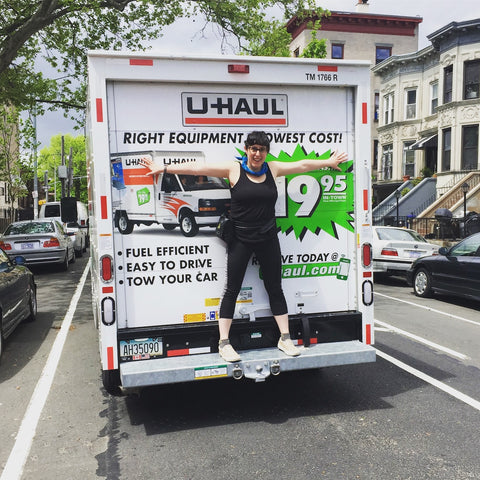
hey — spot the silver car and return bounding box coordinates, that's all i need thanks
[0,220,75,270]
[373,226,439,277]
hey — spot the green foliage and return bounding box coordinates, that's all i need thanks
[38,134,87,203]
[243,20,292,57]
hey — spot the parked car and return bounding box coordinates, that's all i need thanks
[0,249,36,360]
[373,226,439,277]
[39,201,89,256]
[0,220,75,270]
[407,232,480,301]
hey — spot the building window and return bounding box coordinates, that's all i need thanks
[382,144,393,180]
[374,92,379,122]
[431,81,438,114]
[373,139,379,171]
[462,125,479,170]
[383,92,394,125]
[464,60,480,99]
[376,46,392,65]
[0,186,4,196]
[444,65,453,103]
[405,89,417,119]
[403,142,415,177]
[442,128,451,171]
[331,43,344,59]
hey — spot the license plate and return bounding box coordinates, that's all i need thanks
[21,242,35,249]
[406,250,422,258]
[119,338,163,361]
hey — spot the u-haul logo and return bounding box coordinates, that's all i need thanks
[182,93,288,127]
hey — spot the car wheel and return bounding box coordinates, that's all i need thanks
[70,247,76,264]
[0,322,3,361]
[62,252,69,271]
[118,212,134,235]
[162,224,176,231]
[76,242,83,258]
[413,267,433,298]
[26,283,37,322]
[102,369,122,395]
[179,211,199,237]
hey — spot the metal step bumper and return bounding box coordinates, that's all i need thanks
[120,340,376,387]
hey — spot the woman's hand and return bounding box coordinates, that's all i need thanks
[328,150,349,171]
[139,156,162,176]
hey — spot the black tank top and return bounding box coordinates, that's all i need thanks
[230,163,277,242]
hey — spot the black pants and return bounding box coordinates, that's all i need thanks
[219,234,288,319]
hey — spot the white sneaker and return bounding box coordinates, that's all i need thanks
[278,337,300,356]
[219,343,241,362]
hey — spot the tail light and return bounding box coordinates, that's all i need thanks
[44,237,60,248]
[381,248,398,257]
[0,241,12,250]
[100,255,113,282]
[362,243,372,267]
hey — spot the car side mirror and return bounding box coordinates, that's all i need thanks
[438,247,449,256]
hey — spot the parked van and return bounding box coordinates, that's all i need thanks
[39,200,89,256]
[111,151,231,237]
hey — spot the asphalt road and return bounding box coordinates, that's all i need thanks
[1,257,480,480]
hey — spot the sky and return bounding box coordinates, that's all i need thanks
[35,0,480,148]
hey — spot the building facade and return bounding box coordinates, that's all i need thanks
[373,18,480,197]
[287,0,422,184]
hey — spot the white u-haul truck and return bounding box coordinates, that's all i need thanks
[87,52,375,393]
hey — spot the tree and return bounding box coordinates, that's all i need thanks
[243,8,328,58]
[0,105,31,221]
[1,0,318,117]
[38,134,87,204]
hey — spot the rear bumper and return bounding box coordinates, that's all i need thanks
[120,340,376,387]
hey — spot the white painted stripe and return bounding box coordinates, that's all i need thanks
[375,319,468,360]
[189,347,211,354]
[375,292,480,327]
[376,349,480,412]
[1,263,90,480]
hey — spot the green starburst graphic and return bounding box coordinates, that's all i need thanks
[268,144,354,240]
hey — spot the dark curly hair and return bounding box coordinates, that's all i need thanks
[244,131,270,152]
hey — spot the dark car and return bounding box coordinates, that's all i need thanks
[0,249,37,359]
[407,232,480,301]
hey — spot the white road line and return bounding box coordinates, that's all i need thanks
[1,263,90,480]
[376,349,480,412]
[375,291,480,327]
[374,319,468,360]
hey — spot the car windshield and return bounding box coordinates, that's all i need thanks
[43,204,61,217]
[178,175,229,191]
[5,222,55,235]
[376,228,426,242]
[450,234,480,257]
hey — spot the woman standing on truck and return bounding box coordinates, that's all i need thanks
[141,131,347,362]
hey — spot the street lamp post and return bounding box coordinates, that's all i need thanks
[394,189,401,226]
[462,182,470,236]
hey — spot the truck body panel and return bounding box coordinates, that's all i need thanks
[87,53,375,391]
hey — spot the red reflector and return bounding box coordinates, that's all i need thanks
[317,65,338,72]
[167,349,190,357]
[365,324,372,345]
[129,58,154,66]
[101,256,112,281]
[381,248,398,257]
[362,102,368,124]
[362,243,372,267]
[96,98,103,123]
[102,286,114,294]
[44,237,60,248]
[107,346,114,370]
[228,64,249,73]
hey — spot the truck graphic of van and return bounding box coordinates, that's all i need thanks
[110,151,231,237]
